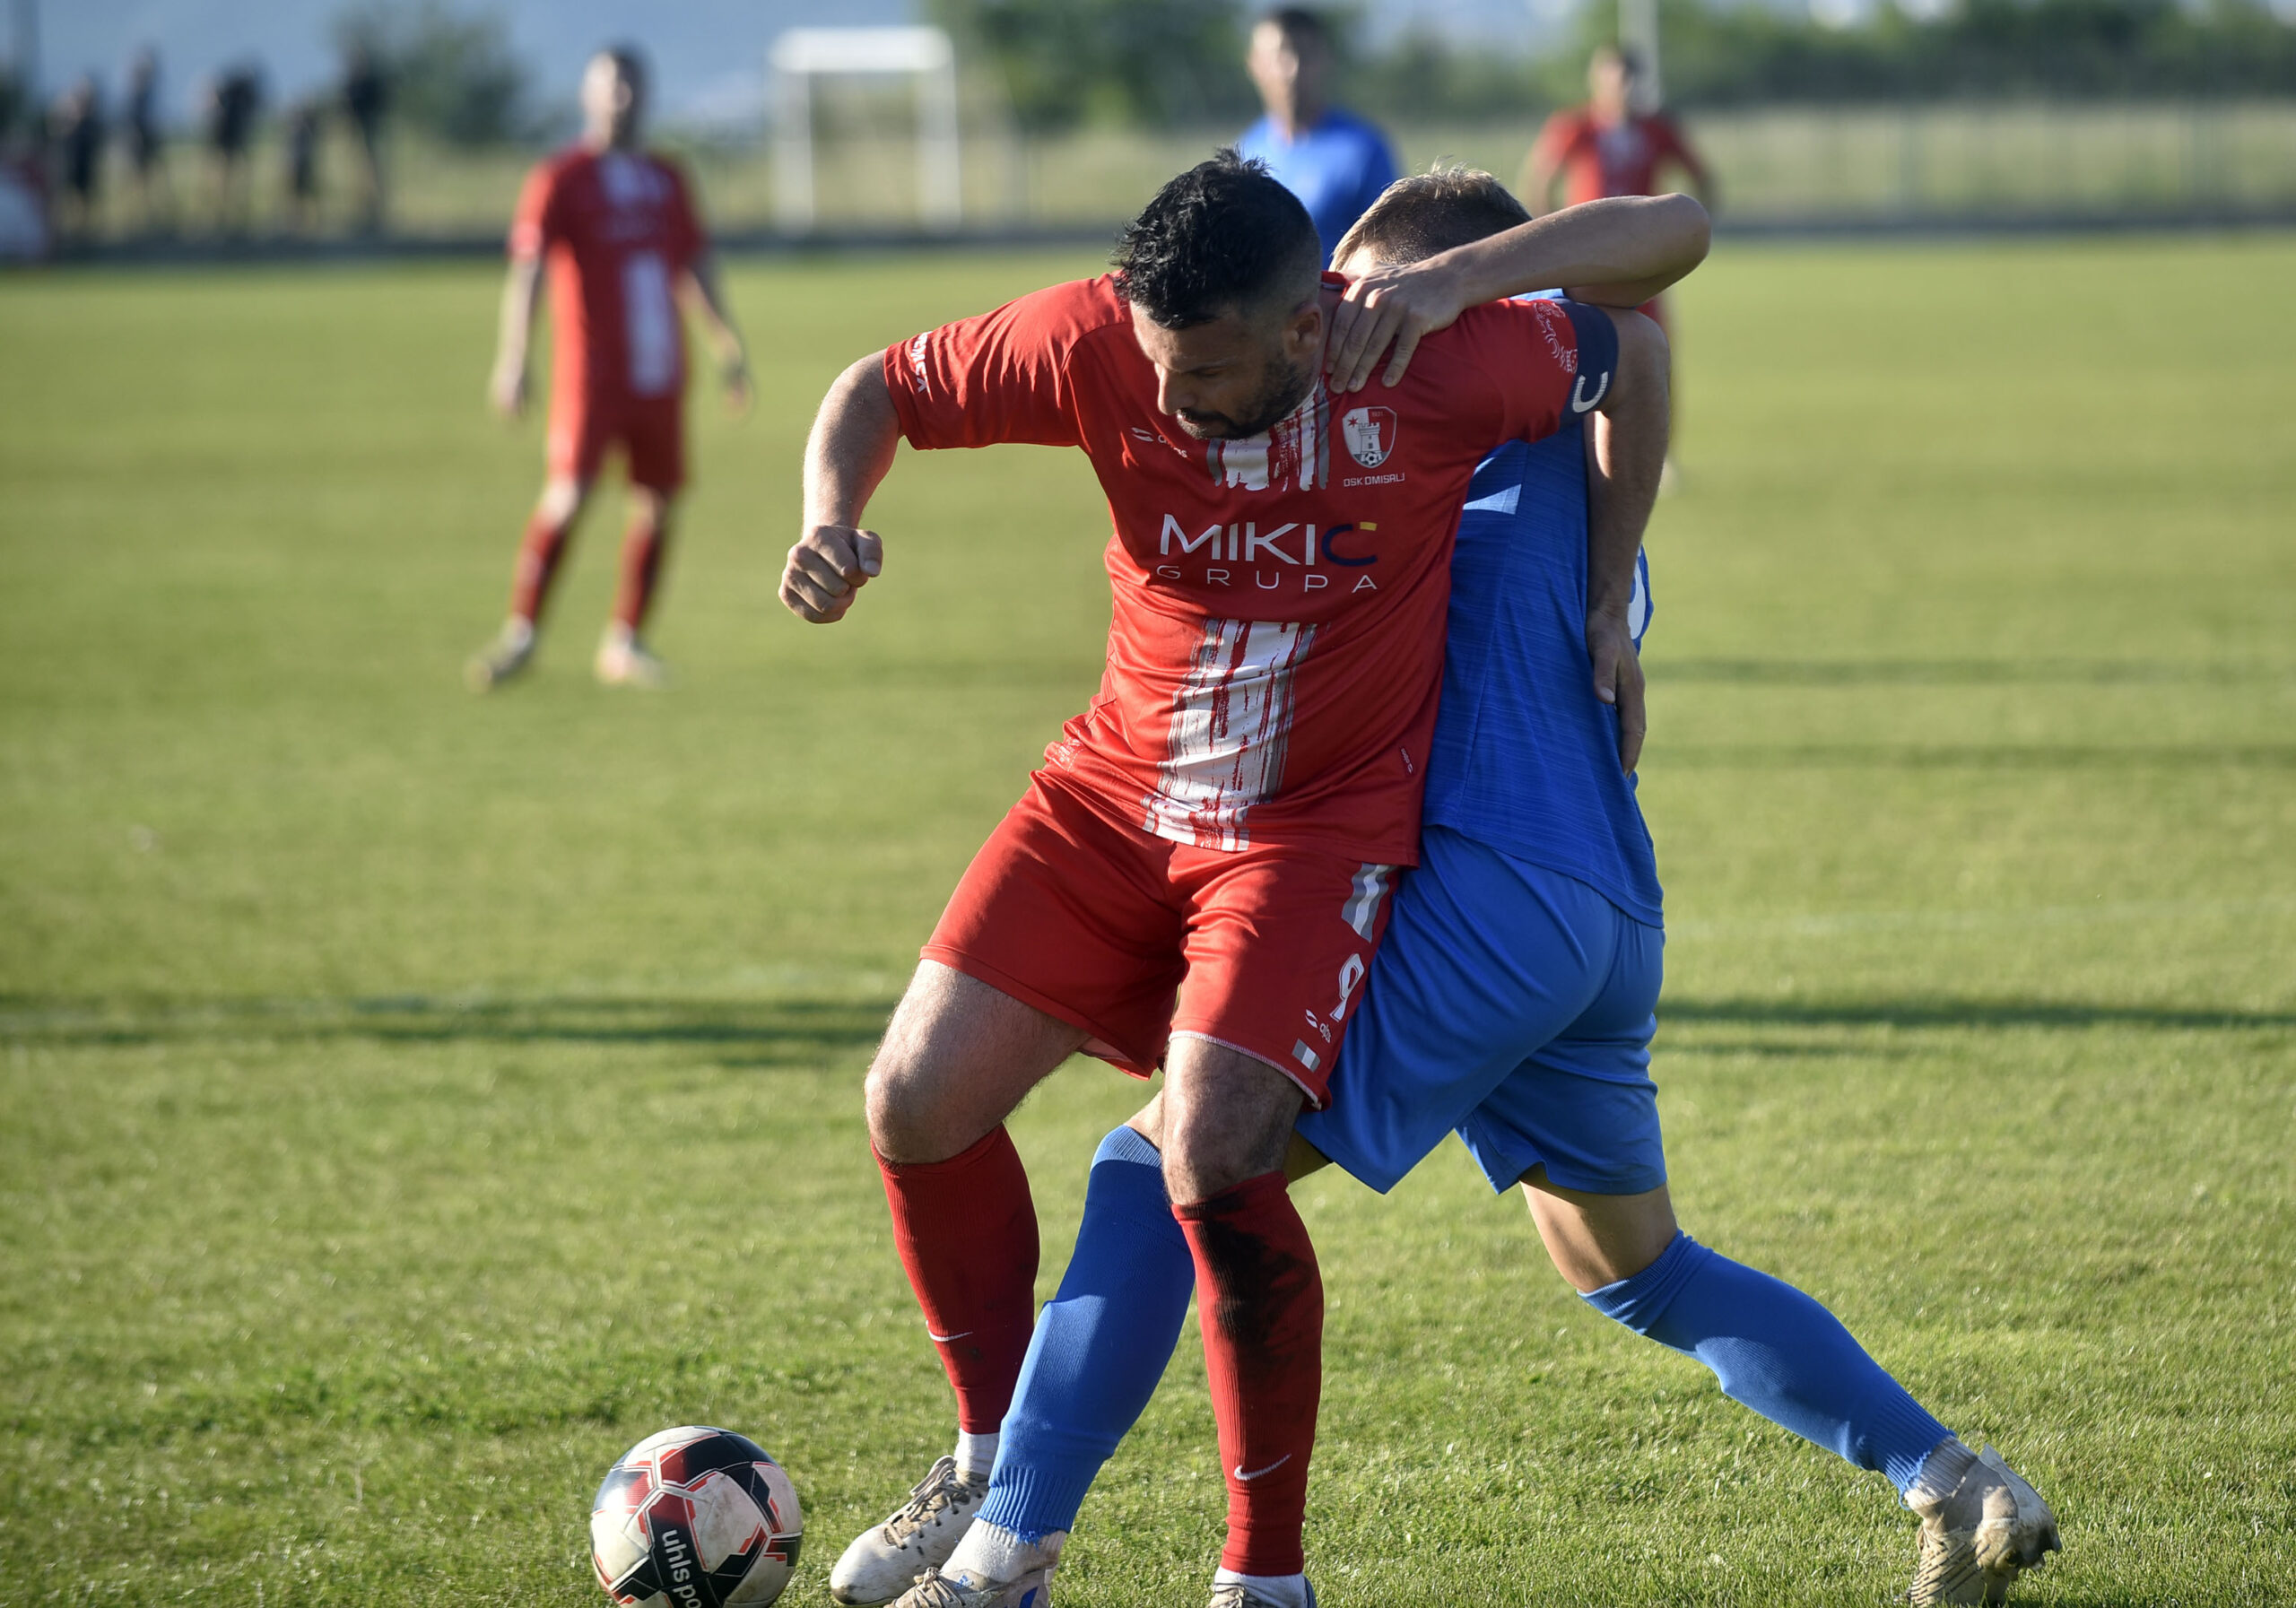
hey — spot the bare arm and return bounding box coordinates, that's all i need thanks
[490,256,544,417]
[1325,193,1710,390]
[781,355,901,623]
[676,253,752,413]
[1584,309,1670,773]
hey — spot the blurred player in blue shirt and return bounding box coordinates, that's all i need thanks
[1235,8,1397,266]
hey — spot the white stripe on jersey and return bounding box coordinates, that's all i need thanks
[1142,617,1316,850]
[621,249,679,397]
[1341,863,1395,938]
[1205,386,1329,492]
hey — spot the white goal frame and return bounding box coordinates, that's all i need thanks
[770,26,962,233]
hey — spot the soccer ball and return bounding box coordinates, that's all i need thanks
[590,1426,804,1607]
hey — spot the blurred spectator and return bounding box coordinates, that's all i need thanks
[1522,47,1713,215]
[0,82,49,260]
[48,74,104,239]
[1236,7,1397,267]
[342,41,388,230]
[124,47,173,230]
[204,64,264,231]
[284,100,323,230]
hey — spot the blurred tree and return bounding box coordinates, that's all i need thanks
[926,0,1255,130]
[1537,0,2296,105]
[331,1,534,146]
[1344,28,1550,120]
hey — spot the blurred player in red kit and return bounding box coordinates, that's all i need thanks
[1524,46,1714,224]
[470,46,751,691]
[1524,46,1711,484]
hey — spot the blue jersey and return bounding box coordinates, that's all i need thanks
[1421,424,1663,923]
[1236,109,1398,266]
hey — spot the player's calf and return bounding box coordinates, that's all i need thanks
[1162,1040,1323,1602]
[843,967,1087,1604]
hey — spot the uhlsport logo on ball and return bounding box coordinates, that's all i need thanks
[591,1427,804,1607]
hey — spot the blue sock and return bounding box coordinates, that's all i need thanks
[978,1124,1195,1542]
[1583,1232,1953,1494]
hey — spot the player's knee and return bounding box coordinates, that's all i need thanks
[539,476,587,523]
[1161,1108,1289,1204]
[861,1049,954,1164]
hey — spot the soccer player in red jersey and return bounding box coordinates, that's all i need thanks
[781,153,1707,1608]
[468,47,751,692]
[1525,46,1715,219]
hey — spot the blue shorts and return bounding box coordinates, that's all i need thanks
[1294,827,1665,1196]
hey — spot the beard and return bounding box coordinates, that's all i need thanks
[1172,352,1318,440]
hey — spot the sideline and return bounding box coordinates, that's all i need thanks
[22,209,2296,270]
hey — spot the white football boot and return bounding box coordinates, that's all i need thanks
[1909,1444,2062,1604]
[888,1525,1063,1608]
[594,624,670,689]
[1208,1578,1317,1608]
[465,618,535,691]
[829,1456,990,1605]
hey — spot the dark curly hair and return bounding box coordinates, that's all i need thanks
[1113,151,1322,329]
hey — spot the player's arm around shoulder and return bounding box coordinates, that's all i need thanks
[782,356,896,624]
[1323,193,1708,392]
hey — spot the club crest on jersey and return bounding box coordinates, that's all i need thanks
[1341,406,1397,469]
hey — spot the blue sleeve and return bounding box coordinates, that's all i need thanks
[1559,300,1620,417]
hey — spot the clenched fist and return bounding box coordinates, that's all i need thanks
[781,524,883,623]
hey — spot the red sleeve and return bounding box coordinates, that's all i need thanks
[1528,110,1578,170]
[662,160,707,269]
[882,282,1093,451]
[508,159,560,260]
[1451,298,1593,447]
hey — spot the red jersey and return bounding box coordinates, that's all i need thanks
[883,275,1607,865]
[1533,109,1699,206]
[509,147,706,410]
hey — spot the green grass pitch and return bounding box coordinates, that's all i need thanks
[1,235,2292,1605]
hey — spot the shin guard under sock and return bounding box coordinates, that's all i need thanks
[613,513,668,631]
[877,1126,1039,1435]
[979,1125,1195,1543]
[510,510,573,624]
[1582,1231,1954,1493]
[1176,1170,1322,1579]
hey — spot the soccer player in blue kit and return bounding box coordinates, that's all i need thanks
[1237,9,1398,265]
[872,170,2063,1608]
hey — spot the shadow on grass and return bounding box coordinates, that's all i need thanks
[1648,656,2293,687]
[0,992,900,1068]
[6,994,2286,1065]
[1656,742,2296,769]
[1665,996,2296,1032]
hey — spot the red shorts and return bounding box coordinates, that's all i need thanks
[924,773,1400,1107]
[547,390,685,492]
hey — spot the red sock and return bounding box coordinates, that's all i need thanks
[612,509,669,631]
[877,1126,1039,1435]
[1175,1170,1322,1578]
[510,508,574,624]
